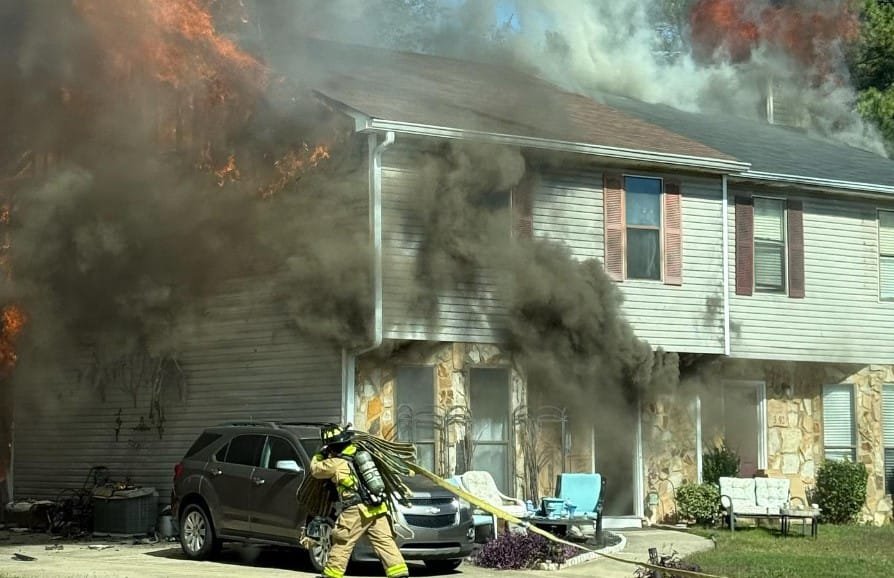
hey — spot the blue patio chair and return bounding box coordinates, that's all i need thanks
[555,473,606,533]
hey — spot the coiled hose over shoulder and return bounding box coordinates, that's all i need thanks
[296,430,417,519]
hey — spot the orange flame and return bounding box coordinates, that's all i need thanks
[214,154,241,187]
[0,305,26,378]
[260,144,331,199]
[690,0,860,77]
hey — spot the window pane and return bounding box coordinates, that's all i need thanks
[880,210,894,256]
[471,445,508,494]
[825,449,856,462]
[627,229,660,280]
[224,435,265,466]
[625,177,661,226]
[416,443,436,472]
[886,447,894,494]
[185,433,222,458]
[263,437,299,469]
[823,385,855,449]
[881,256,894,301]
[754,198,785,242]
[470,368,509,442]
[754,242,785,290]
[396,366,436,443]
[883,384,894,447]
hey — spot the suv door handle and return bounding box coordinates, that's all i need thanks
[252,477,265,486]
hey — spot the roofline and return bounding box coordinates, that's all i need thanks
[358,118,751,174]
[733,170,894,198]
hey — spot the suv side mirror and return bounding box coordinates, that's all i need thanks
[275,459,304,473]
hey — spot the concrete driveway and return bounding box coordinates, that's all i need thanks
[0,528,711,578]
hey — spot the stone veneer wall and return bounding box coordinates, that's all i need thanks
[354,342,527,497]
[851,366,892,525]
[641,395,698,524]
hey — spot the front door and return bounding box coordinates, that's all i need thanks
[250,435,307,539]
[702,382,763,478]
[208,434,265,534]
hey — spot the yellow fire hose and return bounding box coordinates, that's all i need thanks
[408,464,726,578]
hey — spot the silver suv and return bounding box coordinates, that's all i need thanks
[171,422,475,572]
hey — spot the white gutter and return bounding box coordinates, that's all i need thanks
[342,131,395,425]
[721,175,731,356]
[359,118,751,174]
[734,171,894,197]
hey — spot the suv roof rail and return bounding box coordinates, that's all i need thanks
[213,420,339,429]
[215,421,280,428]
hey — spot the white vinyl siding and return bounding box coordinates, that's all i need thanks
[729,191,894,364]
[753,197,786,292]
[883,384,894,493]
[823,384,856,461]
[879,210,894,301]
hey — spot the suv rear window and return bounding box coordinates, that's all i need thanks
[184,432,222,459]
[219,435,265,466]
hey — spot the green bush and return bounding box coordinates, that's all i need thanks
[702,444,740,486]
[676,482,721,525]
[814,459,868,524]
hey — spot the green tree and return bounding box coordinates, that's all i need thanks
[850,0,894,153]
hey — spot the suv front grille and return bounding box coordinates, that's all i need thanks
[408,497,455,507]
[404,513,456,528]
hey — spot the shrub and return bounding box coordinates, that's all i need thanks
[814,459,868,524]
[473,531,577,569]
[702,444,740,486]
[675,482,720,525]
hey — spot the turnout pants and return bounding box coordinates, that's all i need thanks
[323,505,408,578]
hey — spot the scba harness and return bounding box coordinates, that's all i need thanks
[322,426,388,509]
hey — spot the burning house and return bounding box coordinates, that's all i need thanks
[4,0,894,530]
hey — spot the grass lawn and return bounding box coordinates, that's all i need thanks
[684,524,894,578]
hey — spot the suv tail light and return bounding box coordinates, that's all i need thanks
[173,462,184,481]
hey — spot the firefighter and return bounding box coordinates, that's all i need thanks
[311,425,409,578]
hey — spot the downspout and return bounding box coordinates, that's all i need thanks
[342,131,396,425]
[721,175,731,356]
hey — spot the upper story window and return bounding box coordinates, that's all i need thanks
[603,174,682,285]
[879,210,894,301]
[735,195,804,298]
[625,176,662,280]
[753,197,787,292]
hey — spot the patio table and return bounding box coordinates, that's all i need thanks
[780,508,819,538]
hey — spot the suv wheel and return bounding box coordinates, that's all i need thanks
[308,519,333,572]
[180,503,220,560]
[424,559,463,572]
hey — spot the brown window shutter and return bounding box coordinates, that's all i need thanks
[664,182,683,285]
[735,196,754,296]
[603,174,624,281]
[512,176,534,239]
[787,199,805,298]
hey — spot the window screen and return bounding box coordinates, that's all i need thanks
[625,176,662,280]
[396,366,436,471]
[754,198,786,292]
[222,435,265,467]
[879,210,894,301]
[470,368,510,492]
[823,385,855,461]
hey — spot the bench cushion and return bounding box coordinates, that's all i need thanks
[719,477,756,511]
[755,478,790,509]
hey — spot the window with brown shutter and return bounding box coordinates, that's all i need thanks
[787,200,805,298]
[735,196,754,296]
[603,174,625,281]
[664,182,683,285]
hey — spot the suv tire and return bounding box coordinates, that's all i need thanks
[307,519,333,572]
[179,503,220,560]
[424,559,463,572]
